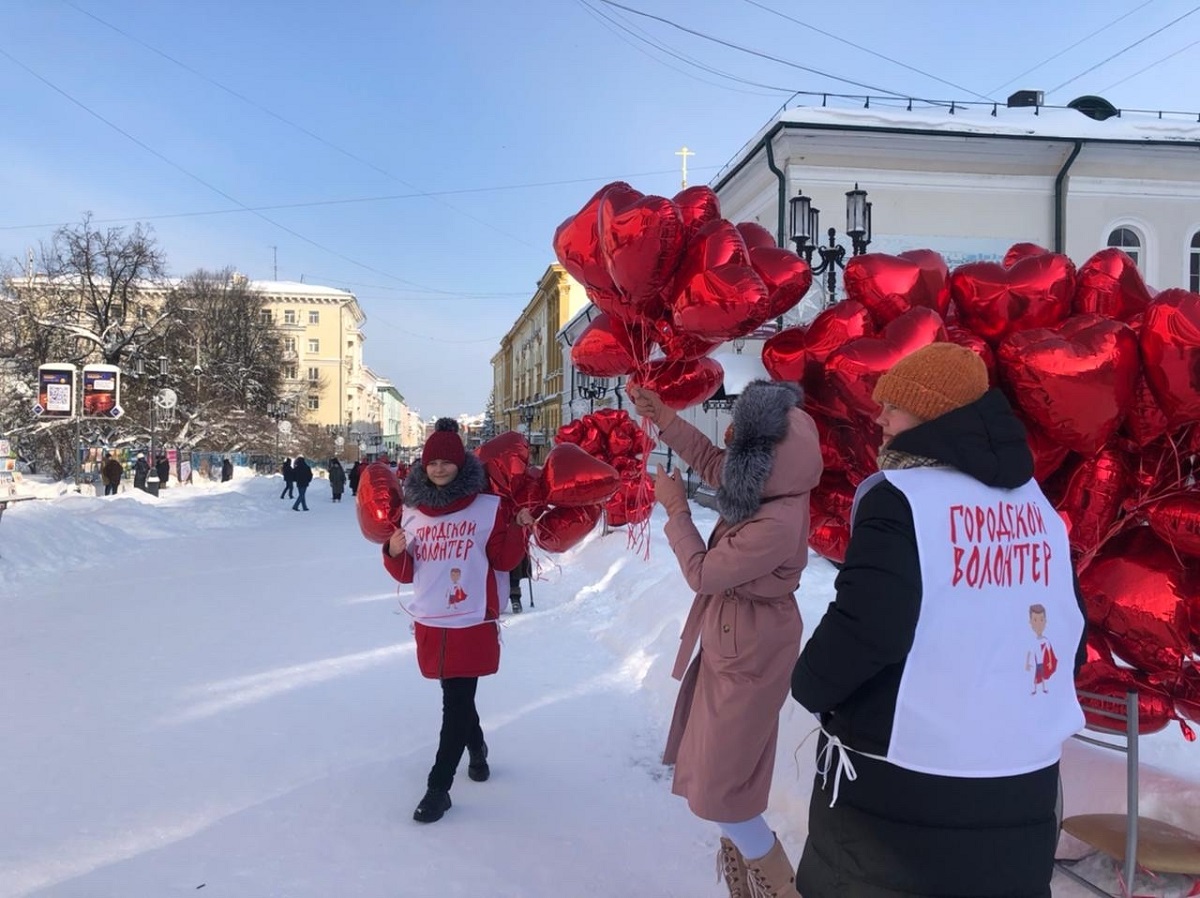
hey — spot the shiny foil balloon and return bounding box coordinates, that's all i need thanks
[1002,242,1050,267]
[843,249,951,327]
[762,326,807,382]
[808,471,856,563]
[672,185,721,244]
[825,307,947,420]
[599,188,685,315]
[628,357,724,410]
[735,221,777,251]
[355,462,402,544]
[1075,656,1175,735]
[1079,527,1195,674]
[1140,288,1200,427]
[946,325,997,383]
[553,182,628,311]
[802,301,875,370]
[1123,374,1170,449]
[571,313,638,378]
[534,503,604,553]
[1056,448,1133,556]
[1074,247,1154,321]
[998,314,1139,455]
[542,442,621,507]
[476,431,530,498]
[669,219,750,305]
[1174,662,1200,724]
[949,253,1076,343]
[812,413,878,484]
[1021,416,1072,486]
[652,317,721,363]
[750,246,814,319]
[672,263,770,341]
[510,465,548,509]
[1146,493,1200,558]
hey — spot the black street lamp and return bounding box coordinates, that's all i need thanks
[267,399,293,459]
[577,378,609,414]
[789,183,873,303]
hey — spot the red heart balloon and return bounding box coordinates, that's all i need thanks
[1003,242,1051,267]
[476,431,530,498]
[998,314,1139,455]
[811,413,878,483]
[735,221,777,251]
[1020,417,1072,485]
[669,218,750,303]
[808,471,856,564]
[627,357,724,410]
[825,307,948,420]
[843,249,950,327]
[1140,288,1200,427]
[605,473,655,527]
[762,326,807,382]
[599,189,685,315]
[1174,662,1200,723]
[1074,247,1154,321]
[946,325,997,383]
[652,317,721,362]
[571,313,638,377]
[1146,493,1200,558]
[510,464,547,509]
[1076,656,1174,735]
[1056,447,1133,556]
[673,185,721,244]
[1079,527,1195,674]
[355,462,401,544]
[672,263,770,341]
[750,246,814,319]
[950,254,1076,343]
[802,300,875,369]
[553,182,627,310]
[542,442,621,507]
[534,504,603,553]
[1123,373,1170,449]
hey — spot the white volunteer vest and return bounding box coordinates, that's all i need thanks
[852,468,1084,777]
[399,494,499,629]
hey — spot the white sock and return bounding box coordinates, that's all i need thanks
[717,816,775,861]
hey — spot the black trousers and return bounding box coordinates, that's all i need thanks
[428,677,484,791]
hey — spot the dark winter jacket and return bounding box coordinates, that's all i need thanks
[348,461,362,491]
[155,458,170,483]
[791,390,1088,898]
[220,459,233,482]
[281,459,295,483]
[102,457,123,485]
[292,458,313,487]
[133,458,149,488]
[382,454,526,679]
[328,461,346,495]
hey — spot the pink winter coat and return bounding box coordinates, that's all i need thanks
[659,384,822,822]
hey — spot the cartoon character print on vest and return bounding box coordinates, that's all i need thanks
[1026,604,1058,694]
[446,569,469,609]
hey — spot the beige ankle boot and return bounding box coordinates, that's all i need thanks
[744,835,800,898]
[717,836,749,898]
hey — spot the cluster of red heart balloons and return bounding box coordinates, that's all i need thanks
[476,430,622,553]
[554,182,813,409]
[762,240,1199,736]
[555,408,656,528]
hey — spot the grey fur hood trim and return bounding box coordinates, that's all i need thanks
[717,379,804,524]
[403,452,487,510]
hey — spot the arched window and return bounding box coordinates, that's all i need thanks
[1190,232,1200,293]
[1107,227,1142,269]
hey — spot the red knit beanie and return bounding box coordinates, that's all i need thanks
[421,429,465,467]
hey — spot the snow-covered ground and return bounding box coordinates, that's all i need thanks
[1,472,1197,897]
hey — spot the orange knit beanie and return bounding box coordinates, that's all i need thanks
[872,342,988,421]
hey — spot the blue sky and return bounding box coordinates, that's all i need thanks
[3,0,1198,416]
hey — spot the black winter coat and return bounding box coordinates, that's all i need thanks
[791,390,1087,898]
[281,460,294,483]
[292,459,313,487]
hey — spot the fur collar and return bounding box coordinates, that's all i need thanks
[403,453,487,511]
[716,379,803,524]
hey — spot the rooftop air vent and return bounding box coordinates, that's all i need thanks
[1007,90,1044,108]
[1068,95,1119,121]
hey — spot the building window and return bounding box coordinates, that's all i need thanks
[284,365,297,380]
[308,339,320,353]
[285,337,297,353]
[260,309,273,325]
[284,309,297,325]
[308,395,320,411]
[1107,227,1142,269]
[309,310,320,325]
[1191,232,1200,293]
[308,366,320,382]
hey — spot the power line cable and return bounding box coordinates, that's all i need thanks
[1096,36,1200,93]
[592,0,926,101]
[575,0,795,95]
[59,0,539,251]
[1046,4,1200,96]
[989,0,1160,94]
[740,0,995,102]
[0,44,473,297]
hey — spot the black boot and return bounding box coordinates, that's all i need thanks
[510,595,523,614]
[413,788,451,823]
[467,741,490,782]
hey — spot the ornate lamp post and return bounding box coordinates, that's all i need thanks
[267,399,293,460]
[789,183,873,304]
[577,378,609,415]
